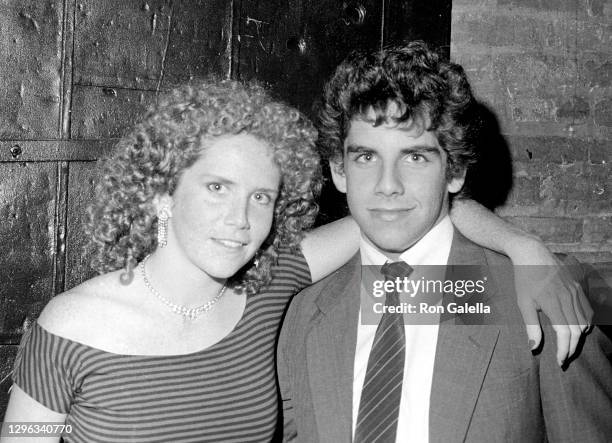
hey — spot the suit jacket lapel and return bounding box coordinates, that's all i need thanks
[306,253,362,442]
[430,231,501,443]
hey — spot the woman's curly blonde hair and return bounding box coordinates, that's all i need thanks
[85,80,322,296]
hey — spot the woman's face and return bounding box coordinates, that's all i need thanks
[165,133,281,279]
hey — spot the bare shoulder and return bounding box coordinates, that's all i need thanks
[36,270,142,346]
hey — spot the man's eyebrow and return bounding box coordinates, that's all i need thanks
[400,145,441,155]
[345,144,374,154]
[256,187,280,195]
[345,144,441,155]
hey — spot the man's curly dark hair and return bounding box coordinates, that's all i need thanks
[85,80,322,296]
[318,41,480,179]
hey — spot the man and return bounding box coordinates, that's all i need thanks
[277,42,612,442]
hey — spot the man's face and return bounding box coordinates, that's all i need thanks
[330,116,465,257]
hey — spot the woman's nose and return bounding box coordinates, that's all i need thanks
[224,197,250,229]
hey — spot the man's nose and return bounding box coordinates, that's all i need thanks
[224,196,250,229]
[375,163,404,196]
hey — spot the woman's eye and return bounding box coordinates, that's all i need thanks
[252,193,272,205]
[207,183,225,192]
[407,153,427,163]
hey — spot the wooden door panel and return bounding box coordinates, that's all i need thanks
[74,0,172,90]
[64,161,104,290]
[0,0,63,138]
[0,162,57,338]
[71,86,156,139]
[384,0,452,56]
[235,0,384,117]
[160,0,232,87]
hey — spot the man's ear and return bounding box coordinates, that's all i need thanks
[329,158,347,194]
[447,168,467,194]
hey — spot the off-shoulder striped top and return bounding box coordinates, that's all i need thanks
[12,249,311,443]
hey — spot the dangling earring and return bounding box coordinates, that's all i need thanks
[157,207,170,248]
[253,249,264,268]
[119,243,136,285]
[119,257,136,285]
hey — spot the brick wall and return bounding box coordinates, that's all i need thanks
[451,0,611,264]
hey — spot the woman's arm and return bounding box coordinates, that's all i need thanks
[1,385,66,443]
[450,198,592,366]
[300,216,360,283]
[302,201,592,366]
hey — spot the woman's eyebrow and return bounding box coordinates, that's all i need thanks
[198,174,235,184]
[199,174,278,194]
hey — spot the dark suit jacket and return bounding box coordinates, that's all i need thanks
[277,231,612,442]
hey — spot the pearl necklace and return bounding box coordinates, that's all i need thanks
[139,255,226,320]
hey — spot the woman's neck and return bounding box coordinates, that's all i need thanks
[142,249,227,308]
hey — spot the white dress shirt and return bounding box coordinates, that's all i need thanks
[352,216,454,443]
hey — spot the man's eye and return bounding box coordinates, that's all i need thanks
[252,193,272,205]
[355,153,375,163]
[207,183,225,192]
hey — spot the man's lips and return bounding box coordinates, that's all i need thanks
[369,208,414,221]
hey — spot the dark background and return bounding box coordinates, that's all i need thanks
[0,0,610,418]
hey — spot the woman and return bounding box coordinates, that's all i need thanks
[3,80,589,442]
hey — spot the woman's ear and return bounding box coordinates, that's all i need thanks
[153,194,173,217]
[329,158,347,194]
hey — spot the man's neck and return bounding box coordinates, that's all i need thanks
[360,215,454,266]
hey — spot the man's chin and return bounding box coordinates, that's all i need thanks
[365,234,417,256]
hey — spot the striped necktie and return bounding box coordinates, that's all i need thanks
[354,261,413,443]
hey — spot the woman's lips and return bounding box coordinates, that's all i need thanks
[212,238,247,249]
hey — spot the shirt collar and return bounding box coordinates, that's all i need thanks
[360,215,454,267]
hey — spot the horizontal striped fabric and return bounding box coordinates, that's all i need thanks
[13,249,311,442]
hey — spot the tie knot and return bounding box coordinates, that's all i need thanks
[380,261,413,280]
